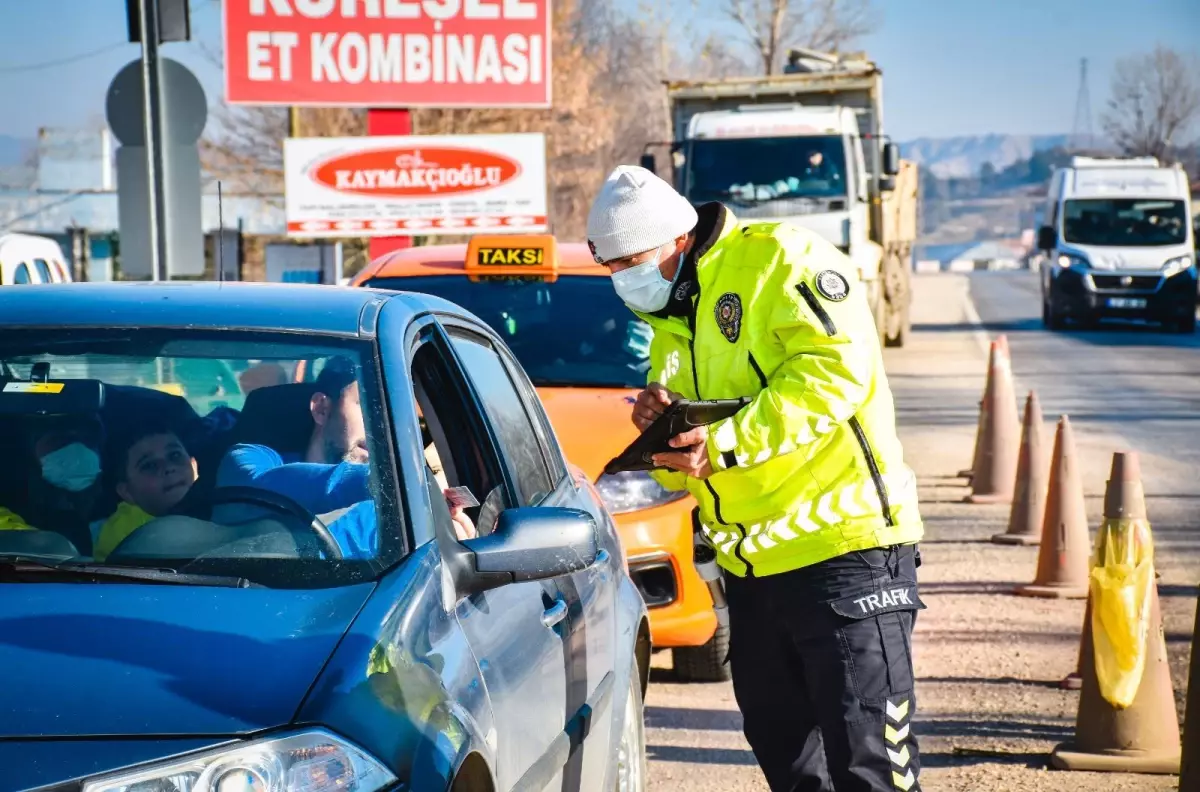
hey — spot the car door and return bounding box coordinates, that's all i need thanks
[444,320,618,791]
[408,320,570,792]
[490,333,620,790]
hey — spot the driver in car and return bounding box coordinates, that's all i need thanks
[216,357,475,556]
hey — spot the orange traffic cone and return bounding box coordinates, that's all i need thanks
[1014,416,1089,598]
[1051,452,1181,774]
[1060,602,1086,690]
[964,339,1020,503]
[1180,592,1200,791]
[959,335,1010,481]
[992,391,1047,544]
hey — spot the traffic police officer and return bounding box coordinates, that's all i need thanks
[587,165,926,792]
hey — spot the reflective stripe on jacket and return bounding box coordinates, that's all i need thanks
[636,210,923,577]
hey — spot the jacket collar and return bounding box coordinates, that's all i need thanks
[654,202,730,319]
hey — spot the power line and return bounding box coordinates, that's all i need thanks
[0,42,129,75]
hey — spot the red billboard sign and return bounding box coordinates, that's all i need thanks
[223,0,551,108]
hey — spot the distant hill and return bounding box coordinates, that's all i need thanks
[899,134,1074,179]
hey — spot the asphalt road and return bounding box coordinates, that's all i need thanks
[642,271,1198,792]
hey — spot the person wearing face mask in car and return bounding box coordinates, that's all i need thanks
[0,414,107,554]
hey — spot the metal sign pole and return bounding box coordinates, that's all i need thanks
[137,0,169,282]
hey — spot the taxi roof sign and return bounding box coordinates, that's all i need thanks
[465,235,559,282]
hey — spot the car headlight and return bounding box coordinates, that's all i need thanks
[1057,253,1091,270]
[1163,254,1194,277]
[594,470,688,515]
[82,730,396,792]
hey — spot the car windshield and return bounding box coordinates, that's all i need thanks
[1062,198,1188,247]
[686,134,848,204]
[0,328,397,589]
[368,275,652,389]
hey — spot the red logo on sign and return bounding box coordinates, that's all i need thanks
[310,147,522,199]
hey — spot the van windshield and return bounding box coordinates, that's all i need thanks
[0,328,395,589]
[1062,198,1188,247]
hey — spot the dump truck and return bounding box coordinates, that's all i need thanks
[640,48,918,347]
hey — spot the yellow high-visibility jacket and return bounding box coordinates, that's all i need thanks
[635,211,923,577]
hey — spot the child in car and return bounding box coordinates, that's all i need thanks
[93,423,198,561]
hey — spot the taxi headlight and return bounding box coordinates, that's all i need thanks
[82,730,396,792]
[594,470,688,515]
[1162,254,1194,277]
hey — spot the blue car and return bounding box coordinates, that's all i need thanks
[0,282,650,792]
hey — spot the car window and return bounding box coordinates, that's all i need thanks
[13,263,31,285]
[366,275,652,389]
[33,259,52,283]
[0,327,399,587]
[448,330,554,506]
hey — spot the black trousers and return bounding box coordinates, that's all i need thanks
[725,544,923,792]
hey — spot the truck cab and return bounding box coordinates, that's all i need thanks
[1037,156,1196,333]
[643,51,916,347]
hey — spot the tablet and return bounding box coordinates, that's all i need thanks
[604,397,751,476]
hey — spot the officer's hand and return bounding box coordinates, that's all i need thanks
[653,426,714,479]
[632,382,680,432]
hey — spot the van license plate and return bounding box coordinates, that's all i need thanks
[1107,297,1146,309]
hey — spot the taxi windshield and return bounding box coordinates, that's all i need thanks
[0,328,396,589]
[369,275,653,389]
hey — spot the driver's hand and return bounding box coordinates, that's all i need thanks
[449,506,477,541]
[632,382,680,432]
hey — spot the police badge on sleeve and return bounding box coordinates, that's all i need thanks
[815,270,850,302]
[715,293,743,343]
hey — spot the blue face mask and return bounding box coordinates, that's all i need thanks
[611,249,684,313]
[39,443,102,493]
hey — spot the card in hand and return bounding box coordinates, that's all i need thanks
[444,486,480,509]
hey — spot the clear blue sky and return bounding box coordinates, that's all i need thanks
[0,0,1196,142]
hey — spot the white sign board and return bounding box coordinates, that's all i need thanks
[284,133,548,239]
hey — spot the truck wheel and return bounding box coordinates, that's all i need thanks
[883,297,909,348]
[672,623,731,682]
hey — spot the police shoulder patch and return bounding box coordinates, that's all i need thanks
[714,292,743,343]
[814,269,850,302]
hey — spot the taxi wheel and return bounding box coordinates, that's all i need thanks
[672,623,731,682]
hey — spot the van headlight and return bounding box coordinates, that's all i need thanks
[594,470,688,515]
[82,730,396,792]
[1057,253,1090,270]
[1162,254,1194,277]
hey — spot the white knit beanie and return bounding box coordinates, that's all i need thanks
[586,165,699,263]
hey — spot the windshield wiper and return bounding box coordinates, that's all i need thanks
[0,556,260,588]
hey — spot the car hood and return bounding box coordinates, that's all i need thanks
[0,581,375,737]
[536,386,640,479]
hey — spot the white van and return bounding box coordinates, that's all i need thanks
[0,233,73,286]
[1036,156,1196,333]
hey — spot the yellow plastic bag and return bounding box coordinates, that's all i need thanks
[1089,517,1155,709]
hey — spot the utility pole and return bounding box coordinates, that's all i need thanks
[289,107,301,138]
[136,0,169,282]
[1069,58,1094,153]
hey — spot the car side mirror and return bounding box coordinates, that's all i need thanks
[882,142,901,177]
[1037,225,1057,251]
[451,507,598,596]
[639,153,657,175]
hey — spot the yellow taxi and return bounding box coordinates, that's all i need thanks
[351,234,728,681]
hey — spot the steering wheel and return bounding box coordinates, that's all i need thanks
[209,486,344,560]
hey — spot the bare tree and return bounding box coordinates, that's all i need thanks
[1102,46,1200,161]
[723,0,876,75]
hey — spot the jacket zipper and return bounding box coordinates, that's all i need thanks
[687,304,753,576]
[748,352,767,388]
[796,282,837,337]
[848,415,894,526]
